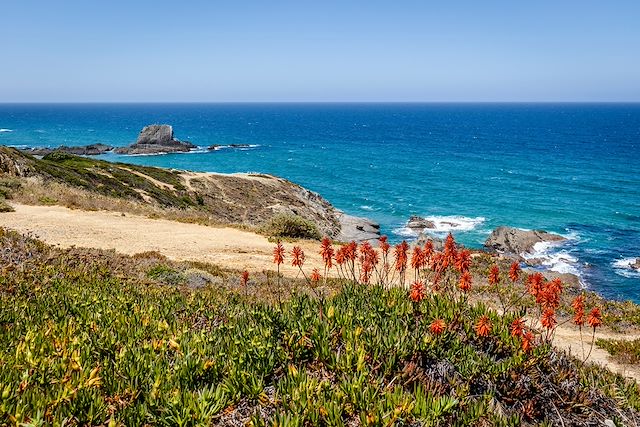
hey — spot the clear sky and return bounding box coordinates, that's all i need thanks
[2,0,639,102]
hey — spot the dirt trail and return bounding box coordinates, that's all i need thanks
[2,202,640,382]
[0,203,329,277]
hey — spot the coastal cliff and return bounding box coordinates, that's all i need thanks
[0,146,378,241]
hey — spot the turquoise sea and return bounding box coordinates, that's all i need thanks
[1,103,639,301]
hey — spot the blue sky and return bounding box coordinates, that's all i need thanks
[1,1,639,102]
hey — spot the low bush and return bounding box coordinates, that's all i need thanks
[260,213,321,240]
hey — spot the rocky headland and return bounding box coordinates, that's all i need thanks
[21,143,114,157]
[484,226,566,258]
[114,125,196,155]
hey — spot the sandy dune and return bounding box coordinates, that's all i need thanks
[2,202,640,381]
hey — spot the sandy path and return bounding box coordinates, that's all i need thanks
[2,202,640,382]
[0,203,328,277]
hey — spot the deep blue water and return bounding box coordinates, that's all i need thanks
[1,103,639,301]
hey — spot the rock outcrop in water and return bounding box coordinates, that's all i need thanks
[22,144,114,157]
[406,215,436,232]
[484,226,565,257]
[115,125,195,155]
[633,258,640,271]
[416,233,445,251]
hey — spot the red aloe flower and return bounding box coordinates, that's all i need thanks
[527,272,545,300]
[273,240,285,265]
[541,278,563,310]
[572,295,585,326]
[291,246,305,268]
[335,246,347,266]
[459,270,472,293]
[522,331,535,353]
[541,308,557,330]
[409,280,426,302]
[241,270,249,287]
[320,237,334,270]
[310,268,321,284]
[378,236,390,255]
[345,241,358,262]
[411,246,424,271]
[394,241,409,272]
[443,233,457,267]
[508,261,521,282]
[430,319,446,335]
[475,315,492,337]
[455,249,472,273]
[423,240,434,265]
[587,307,603,329]
[510,318,525,338]
[488,265,500,286]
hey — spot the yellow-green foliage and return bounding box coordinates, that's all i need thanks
[0,230,638,426]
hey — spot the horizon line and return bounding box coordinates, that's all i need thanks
[1,100,640,105]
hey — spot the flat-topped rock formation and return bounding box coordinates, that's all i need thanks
[484,226,566,257]
[22,143,114,157]
[115,125,196,155]
[406,215,436,232]
[335,212,381,243]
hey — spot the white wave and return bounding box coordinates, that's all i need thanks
[522,241,584,279]
[393,227,420,238]
[612,258,640,278]
[0,129,13,133]
[422,215,486,233]
[360,205,374,211]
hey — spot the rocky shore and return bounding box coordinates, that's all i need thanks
[484,226,566,257]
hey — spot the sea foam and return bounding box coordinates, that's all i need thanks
[612,258,640,278]
[522,240,586,285]
[0,129,13,133]
[394,215,485,237]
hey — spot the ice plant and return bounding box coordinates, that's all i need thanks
[430,319,446,335]
[508,261,521,282]
[475,315,492,337]
[409,280,426,303]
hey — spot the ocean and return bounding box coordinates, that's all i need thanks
[1,103,639,301]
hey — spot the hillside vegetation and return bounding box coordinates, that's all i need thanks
[0,147,339,238]
[1,229,639,426]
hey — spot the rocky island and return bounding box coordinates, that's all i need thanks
[114,125,196,155]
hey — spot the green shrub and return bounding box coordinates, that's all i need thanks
[261,213,321,240]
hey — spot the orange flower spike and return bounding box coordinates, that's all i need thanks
[378,236,390,256]
[241,270,249,287]
[587,307,603,329]
[541,308,557,330]
[345,241,358,262]
[273,240,285,265]
[488,265,500,286]
[310,268,321,284]
[394,241,409,272]
[475,315,492,337]
[335,247,347,266]
[522,331,535,353]
[455,249,472,273]
[508,261,521,282]
[423,240,434,265]
[459,270,472,293]
[409,281,426,302]
[430,319,446,335]
[510,318,525,337]
[320,237,334,269]
[572,295,585,326]
[411,246,423,270]
[526,272,545,300]
[291,246,305,268]
[443,233,458,266]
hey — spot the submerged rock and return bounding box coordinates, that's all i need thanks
[406,215,436,232]
[22,143,114,157]
[336,212,381,243]
[634,258,640,271]
[115,125,195,155]
[484,226,565,257]
[416,233,445,251]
